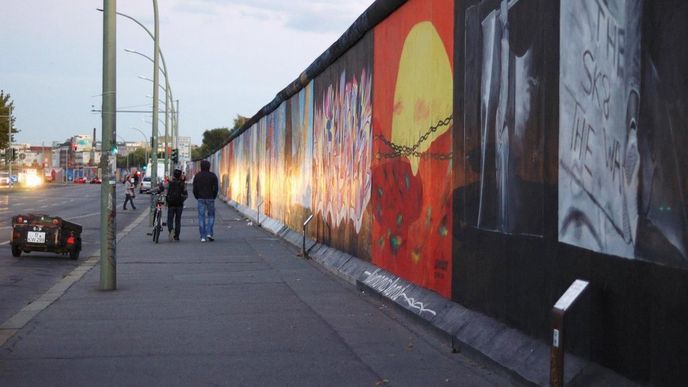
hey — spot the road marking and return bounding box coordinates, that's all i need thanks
[0,241,8,245]
[65,212,100,221]
[0,208,149,347]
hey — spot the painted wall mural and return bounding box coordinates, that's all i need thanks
[312,33,373,258]
[265,103,287,220]
[559,0,688,267]
[558,0,642,258]
[205,1,688,382]
[284,83,314,231]
[372,0,453,297]
[463,0,546,236]
[635,1,688,267]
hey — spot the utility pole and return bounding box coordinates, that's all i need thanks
[100,0,116,290]
[8,105,12,186]
[151,0,160,224]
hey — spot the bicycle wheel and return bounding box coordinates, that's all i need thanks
[153,210,161,243]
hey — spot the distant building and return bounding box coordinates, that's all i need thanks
[11,144,52,168]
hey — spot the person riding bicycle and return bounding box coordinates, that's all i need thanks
[166,169,188,241]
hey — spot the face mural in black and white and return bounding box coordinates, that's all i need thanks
[559,0,688,266]
[559,0,642,258]
[463,0,546,236]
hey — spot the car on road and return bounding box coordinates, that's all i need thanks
[74,177,87,184]
[90,177,101,184]
[139,176,151,193]
[10,214,82,260]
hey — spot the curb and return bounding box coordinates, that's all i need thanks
[223,198,638,387]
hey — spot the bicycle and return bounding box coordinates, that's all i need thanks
[150,191,166,243]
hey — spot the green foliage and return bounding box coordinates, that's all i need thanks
[232,115,248,130]
[193,127,230,159]
[192,114,248,160]
[0,90,19,150]
[116,148,148,169]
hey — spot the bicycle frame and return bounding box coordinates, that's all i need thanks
[151,192,166,243]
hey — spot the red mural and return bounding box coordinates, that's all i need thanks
[372,0,454,297]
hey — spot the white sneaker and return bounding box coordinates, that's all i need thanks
[200,238,206,243]
[207,235,214,242]
[168,232,174,242]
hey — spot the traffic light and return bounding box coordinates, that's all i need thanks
[111,143,118,155]
[10,148,17,161]
[171,148,179,164]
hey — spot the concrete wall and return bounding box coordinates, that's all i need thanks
[201,1,688,384]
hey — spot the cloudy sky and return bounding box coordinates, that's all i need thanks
[0,0,374,146]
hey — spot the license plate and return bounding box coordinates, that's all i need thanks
[27,231,46,243]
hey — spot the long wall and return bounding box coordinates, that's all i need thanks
[197,1,688,384]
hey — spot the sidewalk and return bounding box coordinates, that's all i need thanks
[0,199,513,387]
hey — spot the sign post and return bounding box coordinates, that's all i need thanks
[550,279,589,386]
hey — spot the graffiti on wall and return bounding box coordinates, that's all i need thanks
[372,0,453,297]
[312,33,373,258]
[559,0,642,258]
[463,0,546,236]
[284,83,314,230]
[265,104,287,220]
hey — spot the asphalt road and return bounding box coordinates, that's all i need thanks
[0,183,146,325]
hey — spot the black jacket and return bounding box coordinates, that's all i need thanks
[193,171,218,200]
[166,179,188,207]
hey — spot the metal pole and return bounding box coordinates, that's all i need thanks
[150,0,160,225]
[175,99,179,151]
[549,279,589,386]
[100,0,117,290]
[301,214,314,259]
[163,84,169,179]
[7,106,11,187]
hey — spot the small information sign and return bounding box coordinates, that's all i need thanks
[554,279,589,312]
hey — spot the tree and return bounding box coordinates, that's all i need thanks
[232,114,248,131]
[191,114,249,160]
[116,148,149,169]
[0,90,19,150]
[192,127,230,159]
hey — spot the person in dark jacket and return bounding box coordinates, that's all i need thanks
[166,169,188,241]
[192,160,219,242]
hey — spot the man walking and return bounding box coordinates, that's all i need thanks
[166,169,188,241]
[192,160,219,242]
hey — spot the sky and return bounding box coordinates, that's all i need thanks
[0,0,375,146]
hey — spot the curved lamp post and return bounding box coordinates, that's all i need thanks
[130,127,149,171]
[97,2,165,226]
[137,73,171,176]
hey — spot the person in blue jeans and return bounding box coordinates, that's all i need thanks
[192,160,219,242]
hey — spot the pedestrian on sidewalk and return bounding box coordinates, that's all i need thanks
[192,160,218,242]
[166,169,188,241]
[123,175,137,210]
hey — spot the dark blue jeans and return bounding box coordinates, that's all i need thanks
[167,206,183,238]
[197,199,215,238]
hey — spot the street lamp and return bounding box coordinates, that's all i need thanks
[138,74,170,177]
[125,48,177,146]
[127,46,177,175]
[130,127,149,169]
[116,135,129,171]
[97,2,163,221]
